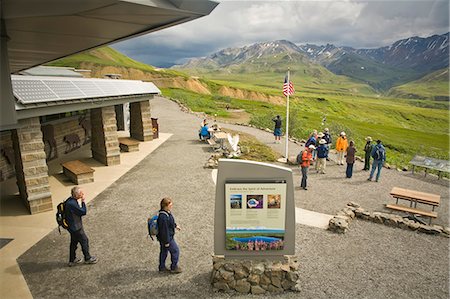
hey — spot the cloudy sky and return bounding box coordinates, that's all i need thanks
[112,0,449,68]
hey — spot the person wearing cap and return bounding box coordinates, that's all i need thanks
[300,145,315,190]
[316,139,329,174]
[336,132,348,165]
[363,136,373,171]
[368,140,386,182]
[314,132,325,168]
[346,140,357,178]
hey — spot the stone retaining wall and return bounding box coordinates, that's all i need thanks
[211,255,301,294]
[328,202,450,237]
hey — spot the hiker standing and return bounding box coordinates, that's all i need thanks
[336,132,348,165]
[323,128,332,161]
[363,136,373,170]
[316,139,328,174]
[346,140,357,178]
[157,197,182,273]
[368,140,386,182]
[272,115,282,143]
[66,186,97,266]
[300,145,315,190]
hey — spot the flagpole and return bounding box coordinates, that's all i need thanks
[285,69,290,160]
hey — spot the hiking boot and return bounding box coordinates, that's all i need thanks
[85,256,98,264]
[171,266,182,274]
[68,257,83,267]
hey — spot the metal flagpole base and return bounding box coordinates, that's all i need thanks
[277,157,288,163]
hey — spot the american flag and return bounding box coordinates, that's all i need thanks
[283,76,294,96]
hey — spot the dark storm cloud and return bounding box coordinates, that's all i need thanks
[112,0,449,67]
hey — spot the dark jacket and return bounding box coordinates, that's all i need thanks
[364,142,373,157]
[65,197,86,232]
[157,210,176,245]
[317,144,329,158]
[272,118,282,129]
[346,146,357,164]
[323,132,332,145]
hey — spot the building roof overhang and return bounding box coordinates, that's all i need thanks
[3,0,219,73]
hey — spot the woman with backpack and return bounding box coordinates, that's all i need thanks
[157,197,182,273]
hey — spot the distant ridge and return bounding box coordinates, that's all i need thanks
[176,33,449,92]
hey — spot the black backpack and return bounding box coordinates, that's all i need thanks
[296,152,303,164]
[56,200,69,233]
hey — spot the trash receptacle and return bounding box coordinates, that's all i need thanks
[151,118,159,139]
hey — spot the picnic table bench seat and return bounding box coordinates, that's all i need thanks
[62,160,95,185]
[118,137,140,152]
[387,187,440,224]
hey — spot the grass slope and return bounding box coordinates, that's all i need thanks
[163,87,449,169]
[388,68,450,101]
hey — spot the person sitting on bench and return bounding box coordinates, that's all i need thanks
[199,123,211,140]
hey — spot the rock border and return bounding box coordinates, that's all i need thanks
[328,202,450,237]
[211,255,301,294]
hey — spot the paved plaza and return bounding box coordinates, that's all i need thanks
[10,97,450,298]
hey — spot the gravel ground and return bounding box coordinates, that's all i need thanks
[18,96,449,298]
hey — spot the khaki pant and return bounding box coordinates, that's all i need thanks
[317,158,326,173]
[337,151,345,165]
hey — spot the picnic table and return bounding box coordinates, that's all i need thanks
[409,155,450,179]
[386,187,440,224]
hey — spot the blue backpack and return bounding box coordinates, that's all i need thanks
[147,211,169,240]
[372,146,385,161]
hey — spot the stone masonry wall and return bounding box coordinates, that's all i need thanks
[11,117,52,214]
[130,100,153,141]
[90,106,120,166]
[0,131,15,181]
[211,255,301,294]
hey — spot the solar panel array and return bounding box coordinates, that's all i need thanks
[11,76,160,104]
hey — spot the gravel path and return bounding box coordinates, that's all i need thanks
[18,96,449,298]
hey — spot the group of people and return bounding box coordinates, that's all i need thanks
[297,128,387,190]
[64,187,182,274]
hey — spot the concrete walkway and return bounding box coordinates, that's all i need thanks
[0,132,172,299]
[2,96,449,298]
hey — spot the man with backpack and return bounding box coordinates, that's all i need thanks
[66,186,97,267]
[368,140,386,182]
[157,197,182,273]
[299,145,315,190]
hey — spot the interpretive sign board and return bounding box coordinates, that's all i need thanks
[214,159,295,258]
[225,183,287,251]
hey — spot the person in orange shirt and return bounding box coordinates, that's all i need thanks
[335,132,348,165]
[300,145,315,190]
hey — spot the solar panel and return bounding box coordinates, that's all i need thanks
[42,80,85,99]
[11,75,161,105]
[12,79,58,103]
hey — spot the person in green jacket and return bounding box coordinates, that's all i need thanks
[363,136,373,171]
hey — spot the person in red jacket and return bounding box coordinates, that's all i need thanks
[300,145,315,190]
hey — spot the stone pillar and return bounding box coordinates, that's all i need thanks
[90,106,120,166]
[11,117,52,214]
[129,100,153,141]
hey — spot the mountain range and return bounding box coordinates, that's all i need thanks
[175,32,449,92]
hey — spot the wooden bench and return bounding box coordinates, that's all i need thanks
[387,187,440,224]
[385,204,437,224]
[118,137,140,152]
[62,160,95,185]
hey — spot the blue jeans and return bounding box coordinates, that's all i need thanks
[159,239,179,271]
[301,167,308,188]
[369,160,383,181]
[346,163,354,178]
